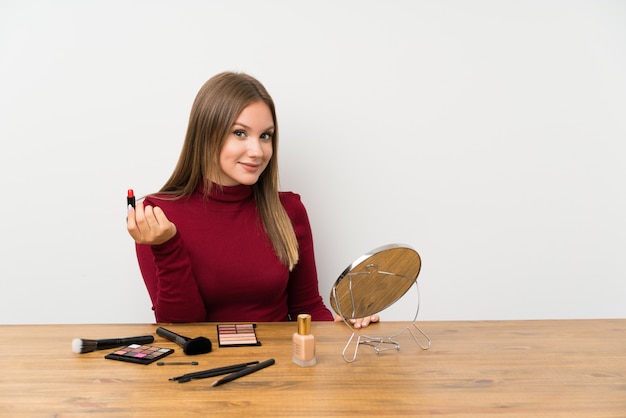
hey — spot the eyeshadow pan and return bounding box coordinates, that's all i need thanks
[105,344,174,365]
[217,324,261,347]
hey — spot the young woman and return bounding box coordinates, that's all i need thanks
[127,72,378,328]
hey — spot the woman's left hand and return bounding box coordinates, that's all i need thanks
[334,314,380,329]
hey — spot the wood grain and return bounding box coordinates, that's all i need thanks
[0,320,624,417]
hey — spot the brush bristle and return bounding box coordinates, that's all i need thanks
[183,337,212,355]
[72,338,97,354]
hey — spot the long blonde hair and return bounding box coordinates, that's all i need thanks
[159,72,299,270]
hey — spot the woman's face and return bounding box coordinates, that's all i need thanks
[215,101,274,186]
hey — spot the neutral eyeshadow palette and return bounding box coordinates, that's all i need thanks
[105,343,174,365]
[217,323,262,347]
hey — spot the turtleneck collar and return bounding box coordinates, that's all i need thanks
[199,182,254,203]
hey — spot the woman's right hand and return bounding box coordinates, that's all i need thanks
[127,202,177,245]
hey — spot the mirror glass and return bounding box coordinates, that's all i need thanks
[330,244,421,319]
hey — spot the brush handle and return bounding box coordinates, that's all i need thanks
[156,327,189,347]
[96,335,154,350]
[211,358,275,387]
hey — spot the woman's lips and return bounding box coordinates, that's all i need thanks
[239,162,261,172]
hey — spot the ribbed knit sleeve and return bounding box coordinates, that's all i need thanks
[281,192,334,321]
[135,201,207,323]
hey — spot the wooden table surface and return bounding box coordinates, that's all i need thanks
[0,319,624,417]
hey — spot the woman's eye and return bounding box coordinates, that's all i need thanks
[260,132,273,141]
[233,130,246,138]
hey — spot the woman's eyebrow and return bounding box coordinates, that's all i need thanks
[232,122,275,132]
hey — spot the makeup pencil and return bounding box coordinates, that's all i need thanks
[171,361,260,383]
[211,358,275,387]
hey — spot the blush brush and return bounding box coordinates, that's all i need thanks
[156,327,213,355]
[72,335,154,354]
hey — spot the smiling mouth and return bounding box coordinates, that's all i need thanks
[240,162,261,171]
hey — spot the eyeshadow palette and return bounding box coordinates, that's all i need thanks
[217,324,262,347]
[105,344,174,365]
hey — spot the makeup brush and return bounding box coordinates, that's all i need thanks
[72,335,154,354]
[156,327,212,355]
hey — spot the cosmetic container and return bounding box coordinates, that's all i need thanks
[292,314,316,367]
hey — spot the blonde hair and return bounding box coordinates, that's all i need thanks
[159,72,299,270]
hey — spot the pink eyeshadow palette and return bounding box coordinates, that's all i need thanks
[105,344,174,365]
[217,324,261,347]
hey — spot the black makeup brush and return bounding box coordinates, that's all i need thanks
[72,335,154,354]
[156,327,212,355]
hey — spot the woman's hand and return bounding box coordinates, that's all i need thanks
[127,203,177,245]
[334,314,380,329]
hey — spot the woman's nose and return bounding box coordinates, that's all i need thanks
[247,138,263,156]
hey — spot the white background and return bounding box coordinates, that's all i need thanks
[1,0,624,324]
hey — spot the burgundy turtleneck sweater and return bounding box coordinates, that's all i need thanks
[135,184,334,323]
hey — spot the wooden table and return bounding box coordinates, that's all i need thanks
[0,320,624,417]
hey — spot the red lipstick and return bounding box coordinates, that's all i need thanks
[127,189,135,209]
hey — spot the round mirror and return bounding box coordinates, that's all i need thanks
[330,244,421,319]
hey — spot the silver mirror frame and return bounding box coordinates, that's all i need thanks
[330,244,431,362]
